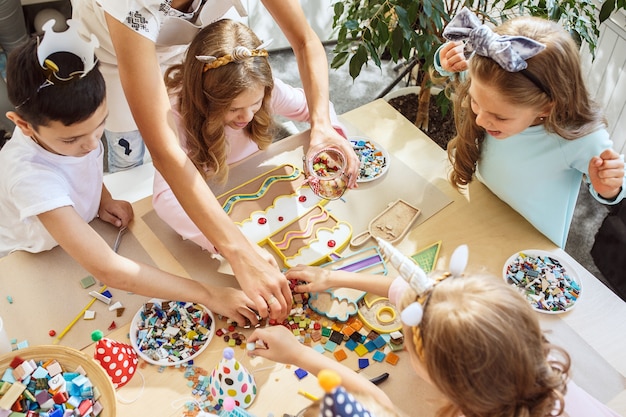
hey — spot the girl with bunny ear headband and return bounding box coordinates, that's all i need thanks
[287,240,619,417]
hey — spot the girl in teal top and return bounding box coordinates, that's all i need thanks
[436,8,625,247]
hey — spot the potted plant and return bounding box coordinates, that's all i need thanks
[330,0,606,136]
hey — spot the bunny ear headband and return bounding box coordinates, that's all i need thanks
[443,7,551,97]
[196,39,272,72]
[375,238,468,327]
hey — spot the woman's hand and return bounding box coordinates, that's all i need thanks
[307,126,360,189]
[205,286,260,326]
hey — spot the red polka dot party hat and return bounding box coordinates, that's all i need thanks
[91,330,138,389]
[208,347,257,409]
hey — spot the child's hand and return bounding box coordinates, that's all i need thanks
[98,198,134,228]
[285,264,332,293]
[440,41,468,73]
[588,149,625,200]
[246,325,306,364]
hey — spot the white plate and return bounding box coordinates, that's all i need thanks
[350,137,390,183]
[502,250,582,314]
[129,299,215,366]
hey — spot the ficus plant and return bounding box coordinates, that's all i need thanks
[330,0,610,132]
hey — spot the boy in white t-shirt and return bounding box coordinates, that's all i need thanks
[0,21,261,325]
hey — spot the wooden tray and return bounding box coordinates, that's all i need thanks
[350,199,420,247]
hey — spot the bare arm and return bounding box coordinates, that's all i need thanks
[261,0,360,187]
[285,264,393,296]
[103,13,291,319]
[38,206,259,325]
[247,326,394,408]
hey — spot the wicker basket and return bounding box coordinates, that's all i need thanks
[0,345,116,417]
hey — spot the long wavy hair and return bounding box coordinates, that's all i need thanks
[447,16,607,189]
[164,19,275,183]
[399,274,570,417]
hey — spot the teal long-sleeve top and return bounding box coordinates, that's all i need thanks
[477,125,626,247]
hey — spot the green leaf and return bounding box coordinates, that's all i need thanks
[345,19,360,31]
[377,19,390,44]
[598,0,616,23]
[331,51,350,69]
[348,44,368,79]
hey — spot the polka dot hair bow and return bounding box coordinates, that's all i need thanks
[318,369,375,417]
[443,6,545,72]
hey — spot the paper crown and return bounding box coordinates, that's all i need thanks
[376,237,468,326]
[318,369,375,417]
[91,330,138,389]
[208,347,257,409]
[37,18,99,82]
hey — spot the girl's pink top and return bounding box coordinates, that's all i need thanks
[152,78,346,252]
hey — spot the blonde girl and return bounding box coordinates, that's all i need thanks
[437,8,625,248]
[284,240,620,416]
[152,19,347,253]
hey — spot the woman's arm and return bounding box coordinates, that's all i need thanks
[103,13,291,319]
[37,206,259,325]
[261,0,360,187]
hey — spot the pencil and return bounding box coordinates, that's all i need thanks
[297,389,319,402]
[53,285,108,345]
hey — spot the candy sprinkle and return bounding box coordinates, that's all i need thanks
[504,252,581,313]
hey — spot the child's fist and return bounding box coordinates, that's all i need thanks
[588,149,625,200]
[440,41,468,73]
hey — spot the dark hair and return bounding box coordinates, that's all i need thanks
[6,36,105,129]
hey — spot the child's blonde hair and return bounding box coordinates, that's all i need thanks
[164,19,275,183]
[399,273,570,417]
[447,16,607,189]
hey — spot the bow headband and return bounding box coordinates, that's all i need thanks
[196,39,272,72]
[443,7,545,72]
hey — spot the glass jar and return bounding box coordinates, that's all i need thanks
[303,147,348,200]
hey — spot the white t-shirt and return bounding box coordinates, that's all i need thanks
[72,0,247,132]
[0,129,103,257]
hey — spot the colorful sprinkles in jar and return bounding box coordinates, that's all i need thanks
[504,251,581,313]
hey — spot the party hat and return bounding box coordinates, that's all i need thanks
[91,330,138,389]
[318,369,374,417]
[218,397,257,417]
[208,347,257,409]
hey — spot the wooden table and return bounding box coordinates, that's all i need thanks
[1,99,625,416]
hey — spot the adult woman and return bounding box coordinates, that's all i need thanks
[71,0,359,321]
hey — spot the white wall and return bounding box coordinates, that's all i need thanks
[580,10,626,153]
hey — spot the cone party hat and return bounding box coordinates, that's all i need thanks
[208,347,257,409]
[91,330,138,389]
